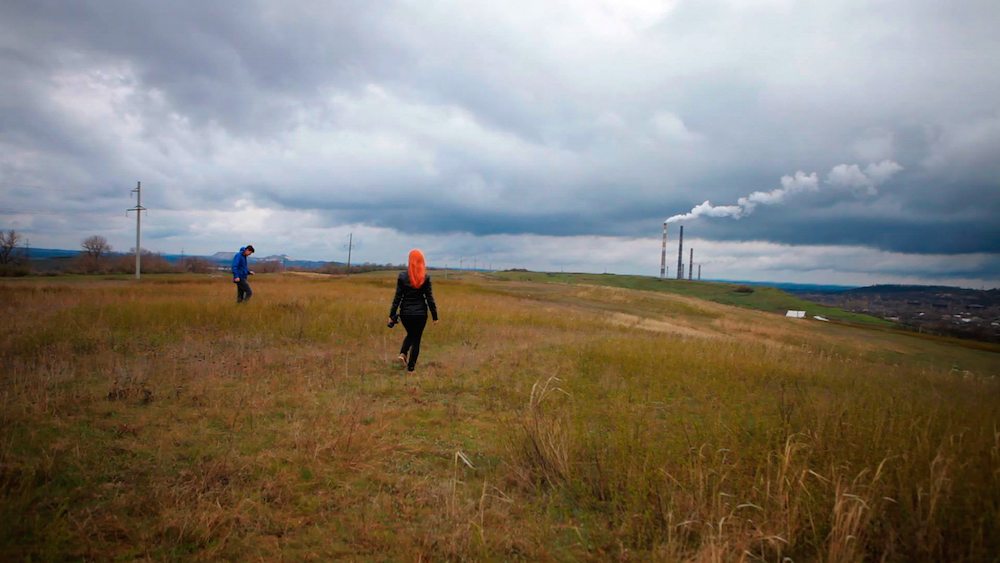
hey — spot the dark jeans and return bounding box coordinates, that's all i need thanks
[399,314,427,370]
[235,279,252,303]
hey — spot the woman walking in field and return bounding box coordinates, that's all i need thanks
[388,249,439,372]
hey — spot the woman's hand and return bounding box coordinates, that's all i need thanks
[433,319,439,325]
[387,317,394,324]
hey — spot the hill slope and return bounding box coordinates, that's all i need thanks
[487,271,892,326]
[1,273,997,560]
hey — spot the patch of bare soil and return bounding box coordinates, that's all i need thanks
[606,312,720,339]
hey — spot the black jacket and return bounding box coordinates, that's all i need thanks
[390,272,438,320]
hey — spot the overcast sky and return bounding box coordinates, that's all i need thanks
[1,0,998,287]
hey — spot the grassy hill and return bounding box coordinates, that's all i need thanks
[1,273,998,560]
[487,270,893,326]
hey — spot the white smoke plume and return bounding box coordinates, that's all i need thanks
[738,171,819,214]
[827,160,904,195]
[665,201,746,223]
[665,161,901,223]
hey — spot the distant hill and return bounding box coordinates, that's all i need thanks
[24,247,338,270]
[841,284,965,295]
[722,280,858,294]
[24,247,83,259]
[830,284,999,304]
[208,251,291,262]
[202,251,337,269]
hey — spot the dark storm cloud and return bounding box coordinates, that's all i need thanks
[699,213,1000,256]
[0,0,998,282]
[0,1,404,131]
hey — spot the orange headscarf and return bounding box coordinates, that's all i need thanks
[408,249,426,289]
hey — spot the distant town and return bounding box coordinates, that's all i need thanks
[792,285,1000,343]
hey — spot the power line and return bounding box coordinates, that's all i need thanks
[0,207,119,216]
[0,207,76,216]
[1,181,172,209]
[0,181,72,192]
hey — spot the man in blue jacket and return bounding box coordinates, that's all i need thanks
[232,245,255,303]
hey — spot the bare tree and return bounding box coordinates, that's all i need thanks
[255,259,284,274]
[182,256,212,274]
[81,235,113,268]
[0,229,25,265]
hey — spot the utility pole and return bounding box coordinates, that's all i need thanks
[127,181,145,280]
[698,264,701,281]
[345,233,354,275]
[460,257,464,270]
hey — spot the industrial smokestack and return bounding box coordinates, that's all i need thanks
[689,248,694,280]
[698,264,701,281]
[660,222,667,279]
[676,225,684,280]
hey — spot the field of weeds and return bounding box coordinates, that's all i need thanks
[1,272,998,561]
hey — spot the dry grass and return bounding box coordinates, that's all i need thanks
[1,272,998,561]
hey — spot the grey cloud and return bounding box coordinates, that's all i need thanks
[0,0,998,283]
[2,1,403,131]
[695,212,1000,256]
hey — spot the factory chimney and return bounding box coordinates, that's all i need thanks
[698,264,701,281]
[689,248,694,280]
[660,222,667,279]
[676,225,684,280]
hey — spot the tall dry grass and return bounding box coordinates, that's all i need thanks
[0,273,998,560]
[502,330,1000,561]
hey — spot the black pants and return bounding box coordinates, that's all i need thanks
[235,279,252,303]
[399,314,427,370]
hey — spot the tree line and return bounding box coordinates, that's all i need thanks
[0,230,220,276]
[1,228,403,277]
